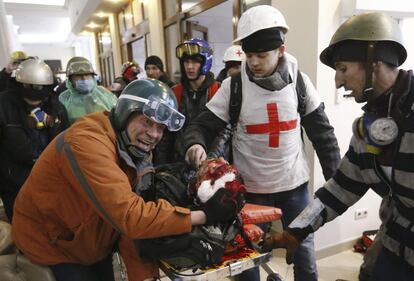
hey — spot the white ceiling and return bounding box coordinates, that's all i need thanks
[4,0,72,45]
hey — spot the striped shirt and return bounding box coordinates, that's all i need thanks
[289,71,414,269]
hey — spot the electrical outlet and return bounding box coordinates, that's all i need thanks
[355,208,368,220]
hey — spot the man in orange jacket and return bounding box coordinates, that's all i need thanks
[11,79,241,281]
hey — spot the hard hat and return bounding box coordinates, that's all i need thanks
[15,59,53,85]
[176,38,213,75]
[320,12,407,68]
[233,5,289,43]
[223,45,245,63]
[11,51,28,61]
[113,78,184,132]
[121,61,140,75]
[66,57,95,77]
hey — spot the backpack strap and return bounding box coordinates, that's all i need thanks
[295,70,307,117]
[229,73,243,128]
[172,84,184,106]
[228,71,306,124]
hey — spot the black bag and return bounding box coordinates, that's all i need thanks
[138,162,242,269]
[139,222,240,269]
[152,162,193,207]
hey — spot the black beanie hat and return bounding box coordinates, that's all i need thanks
[241,27,285,53]
[145,56,164,72]
[331,40,402,67]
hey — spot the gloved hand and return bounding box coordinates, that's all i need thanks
[203,188,245,224]
[261,230,300,264]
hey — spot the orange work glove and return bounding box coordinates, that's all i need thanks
[262,230,300,264]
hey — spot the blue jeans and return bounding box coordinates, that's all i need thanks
[49,253,115,281]
[370,248,414,281]
[237,182,318,281]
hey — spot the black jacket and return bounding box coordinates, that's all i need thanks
[0,68,12,93]
[159,74,176,88]
[0,83,69,193]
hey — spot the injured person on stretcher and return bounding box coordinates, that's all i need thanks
[141,157,283,277]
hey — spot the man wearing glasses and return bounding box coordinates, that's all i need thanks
[11,79,240,281]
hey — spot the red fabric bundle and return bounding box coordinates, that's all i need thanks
[240,203,282,224]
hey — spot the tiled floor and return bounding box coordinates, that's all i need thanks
[259,249,363,281]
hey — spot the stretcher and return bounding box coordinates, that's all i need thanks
[158,203,284,281]
[159,250,283,281]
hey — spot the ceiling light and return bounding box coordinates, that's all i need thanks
[86,22,99,29]
[96,11,108,18]
[4,0,65,6]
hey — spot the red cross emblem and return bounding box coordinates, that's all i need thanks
[236,49,243,57]
[245,103,297,148]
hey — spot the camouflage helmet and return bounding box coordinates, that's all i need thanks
[66,57,96,77]
[320,12,407,68]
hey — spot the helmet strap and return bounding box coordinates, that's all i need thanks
[362,42,376,102]
[120,130,148,162]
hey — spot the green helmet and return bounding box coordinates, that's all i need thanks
[320,12,407,68]
[15,58,53,85]
[66,57,95,77]
[113,78,184,132]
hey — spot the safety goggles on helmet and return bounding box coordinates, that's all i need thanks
[176,43,210,59]
[67,61,95,76]
[119,94,185,132]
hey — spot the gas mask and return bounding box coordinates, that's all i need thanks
[352,93,398,154]
[26,107,58,129]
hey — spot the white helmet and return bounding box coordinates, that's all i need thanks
[223,45,245,63]
[233,5,289,43]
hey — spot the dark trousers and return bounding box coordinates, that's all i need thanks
[49,254,115,281]
[370,248,414,281]
[0,188,19,222]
